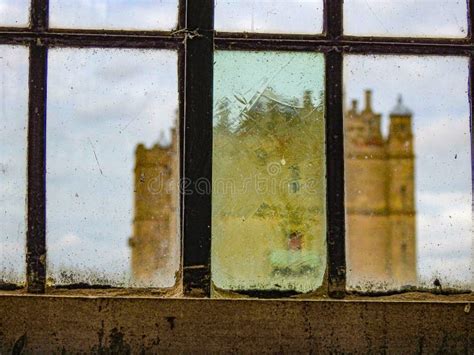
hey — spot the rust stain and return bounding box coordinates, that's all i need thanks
[165,316,176,330]
[12,333,26,355]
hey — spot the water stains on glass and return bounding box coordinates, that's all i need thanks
[215,0,324,34]
[344,55,472,292]
[212,51,326,294]
[0,0,29,27]
[46,48,180,288]
[0,46,28,285]
[344,0,468,38]
[50,0,179,31]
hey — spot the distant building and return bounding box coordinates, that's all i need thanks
[128,88,417,290]
[345,90,417,288]
[128,126,179,287]
[211,88,327,292]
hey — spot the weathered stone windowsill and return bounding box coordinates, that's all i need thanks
[0,293,472,353]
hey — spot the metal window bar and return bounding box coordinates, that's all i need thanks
[324,0,345,299]
[26,0,49,294]
[470,3,474,295]
[182,0,214,297]
[0,0,471,297]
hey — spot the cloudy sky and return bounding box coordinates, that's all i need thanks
[0,0,472,289]
[0,46,28,283]
[46,49,178,286]
[345,55,472,288]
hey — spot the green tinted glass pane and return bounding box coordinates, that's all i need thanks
[212,51,326,294]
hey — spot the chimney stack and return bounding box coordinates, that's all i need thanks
[351,99,358,111]
[364,89,372,112]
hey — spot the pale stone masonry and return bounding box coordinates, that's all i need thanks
[345,90,416,288]
[128,126,179,287]
[129,89,417,290]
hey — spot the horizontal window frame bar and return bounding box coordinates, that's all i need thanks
[0,29,471,54]
[0,29,470,44]
[215,37,473,56]
[0,31,183,49]
[216,31,471,44]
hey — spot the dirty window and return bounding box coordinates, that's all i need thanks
[49,0,179,30]
[0,46,28,286]
[344,0,468,38]
[344,55,472,292]
[212,51,326,294]
[0,0,29,27]
[0,0,471,298]
[46,49,180,288]
[215,0,324,34]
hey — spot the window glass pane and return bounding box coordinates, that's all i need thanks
[344,55,472,291]
[50,0,178,30]
[344,0,468,38]
[47,49,179,288]
[215,0,323,34]
[212,51,326,294]
[0,0,29,27]
[0,46,28,285]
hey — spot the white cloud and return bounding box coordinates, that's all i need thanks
[0,46,28,284]
[215,0,324,33]
[344,0,467,37]
[346,55,472,289]
[0,238,25,283]
[0,0,29,27]
[417,116,470,159]
[43,48,179,285]
[49,0,178,30]
[47,231,133,285]
[416,192,472,286]
[49,232,82,252]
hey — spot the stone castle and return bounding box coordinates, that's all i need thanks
[128,126,179,287]
[211,89,327,293]
[345,90,416,288]
[128,89,417,290]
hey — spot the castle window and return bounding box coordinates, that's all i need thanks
[0,1,472,352]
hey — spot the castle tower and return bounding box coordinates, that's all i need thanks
[387,95,417,285]
[129,126,179,287]
[345,90,392,284]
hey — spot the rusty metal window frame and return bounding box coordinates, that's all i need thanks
[0,0,472,298]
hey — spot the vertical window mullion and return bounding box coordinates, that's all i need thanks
[31,0,49,32]
[325,0,346,298]
[182,0,214,296]
[470,1,474,268]
[471,59,474,258]
[469,0,474,40]
[26,0,49,293]
[178,0,186,293]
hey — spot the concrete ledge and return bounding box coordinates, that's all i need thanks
[0,295,472,353]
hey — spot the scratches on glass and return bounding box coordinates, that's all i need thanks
[212,51,326,294]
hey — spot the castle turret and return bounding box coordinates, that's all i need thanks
[345,90,391,284]
[387,95,416,285]
[129,127,179,287]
